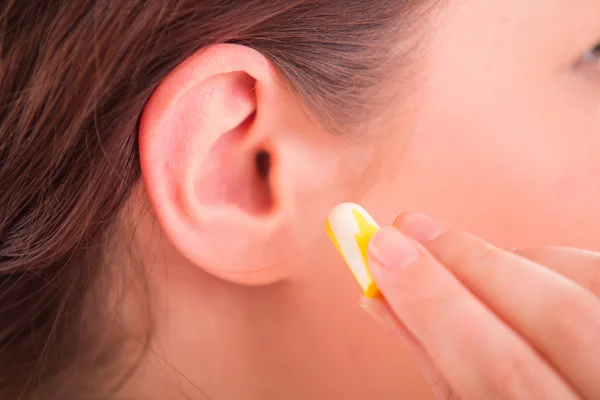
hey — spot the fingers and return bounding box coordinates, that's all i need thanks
[516,247,600,297]
[392,213,600,399]
[367,226,577,400]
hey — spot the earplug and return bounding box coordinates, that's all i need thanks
[326,203,380,298]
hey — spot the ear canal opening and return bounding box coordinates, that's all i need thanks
[251,148,274,215]
[255,150,271,179]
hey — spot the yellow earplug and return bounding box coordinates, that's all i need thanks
[326,203,380,298]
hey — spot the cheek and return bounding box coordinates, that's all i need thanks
[378,77,600,250]
[364,0,600,250]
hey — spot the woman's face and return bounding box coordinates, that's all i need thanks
[126,1,600,398]
[279,0,600,398]
[371,0,600,249]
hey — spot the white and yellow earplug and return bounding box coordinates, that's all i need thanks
[326,203,381,298]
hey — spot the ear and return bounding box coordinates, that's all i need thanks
[139,44,372,285]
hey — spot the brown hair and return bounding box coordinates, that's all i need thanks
[0,0,427,398]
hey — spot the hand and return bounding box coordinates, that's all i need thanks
[361,212,600,400]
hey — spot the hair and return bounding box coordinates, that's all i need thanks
[0,1,429,398]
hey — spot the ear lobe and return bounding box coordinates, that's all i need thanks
[140,45,290,285]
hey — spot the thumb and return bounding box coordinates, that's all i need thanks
[359,295,454,400]
[364,227,455,400]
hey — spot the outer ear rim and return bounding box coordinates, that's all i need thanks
[139,44,273,140]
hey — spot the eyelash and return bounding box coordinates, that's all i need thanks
[582,42,600,65]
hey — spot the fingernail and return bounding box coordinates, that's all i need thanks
[397,212,446,242]
[358,296,411,341]
[369,228,419,271]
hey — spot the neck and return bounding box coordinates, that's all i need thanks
[110,205,294,399]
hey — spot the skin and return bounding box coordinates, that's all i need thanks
[112,0,600,399]
[366,213,600,399]
[363,213,600,399]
